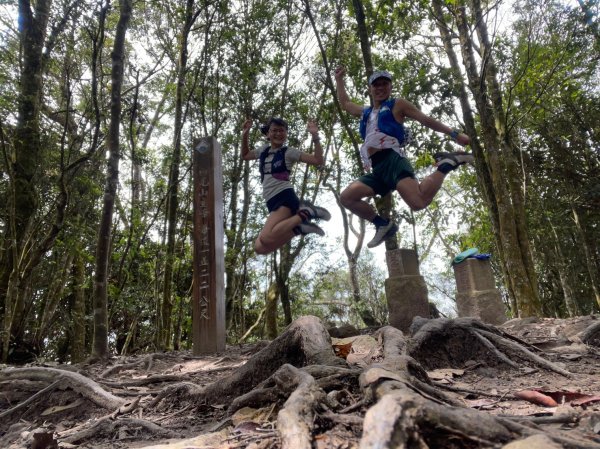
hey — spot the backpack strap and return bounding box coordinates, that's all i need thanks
[258,145,271,182]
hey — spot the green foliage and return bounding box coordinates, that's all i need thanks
[2,0,598,362]
[290,252,388,327]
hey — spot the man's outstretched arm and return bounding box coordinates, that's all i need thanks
[394,98,471,146]
[334,66,364,117]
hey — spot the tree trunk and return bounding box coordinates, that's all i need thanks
[35,251,74,350]
[265,281,279,340]
[276,249,294,326]
[326,148,376,326]
[549,223,579,317]
[225,143,251,331]
[91,0,132,359]
[433,0,542,317]
[159,0,196,351]
[470,0,541,316]
[70,251,87,363]
[12,0,52,250]
[0,0,53,363]
[572,206,600,310]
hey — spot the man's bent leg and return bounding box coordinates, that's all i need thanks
[396,171,445,211]
[341,181,399,248]
[340,181,377,220]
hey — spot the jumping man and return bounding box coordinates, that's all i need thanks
[334,66,474,248]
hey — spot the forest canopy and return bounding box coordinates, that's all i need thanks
[0,0,598,364]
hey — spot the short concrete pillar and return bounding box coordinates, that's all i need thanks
[385,249,429,333]
[453,258,507,325]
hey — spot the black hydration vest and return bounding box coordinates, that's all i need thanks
[259,146,290,182]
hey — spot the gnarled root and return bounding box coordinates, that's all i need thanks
[276,364,325,449]
[153,315,344,410]
[408,318,571,377]
[0,367,126,410]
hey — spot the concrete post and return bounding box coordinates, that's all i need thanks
[453,258,507,325]
[384,249,430,333]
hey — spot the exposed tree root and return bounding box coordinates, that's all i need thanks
[227,365,359,415]
[99,353,177,378]
[148,381,204,408]
[360,376,599,449]
[3,315,599,449]
[579,320,600,346]
[275,364,324,449]
[0,379,62,420]
[0,366,126,410]
[152,315,344,409]
[59,416,177,444]
[408,317,572,376]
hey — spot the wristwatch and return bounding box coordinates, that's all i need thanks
[449,129,460,141]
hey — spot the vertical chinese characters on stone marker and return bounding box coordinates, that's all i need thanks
[197,170,210,320]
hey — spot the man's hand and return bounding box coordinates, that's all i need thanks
[242,118,252,135]
[334,66,346,83]
[307,119,319,137]
[456,133,470,146]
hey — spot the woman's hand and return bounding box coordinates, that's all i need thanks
[307,119,319,138]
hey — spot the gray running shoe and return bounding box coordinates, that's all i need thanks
[297,222,325,236]
[366,221,398,248]
[299,201,331,221]
[433,151,474,170]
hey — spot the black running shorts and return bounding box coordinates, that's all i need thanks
[266,188,300,214]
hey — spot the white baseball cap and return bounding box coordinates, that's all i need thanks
[368,70,392,85]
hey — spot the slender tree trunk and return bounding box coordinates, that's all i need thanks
[326,146,376,326]
[159,0,195,350]
[549,223,579,317]
[34,251,74,349]
[350,0,400,252]
[224,0,261,331]
[265,281,278,340]
[276,251,293,326]
[572,207,600,309]
[225,145,251,330]
[305,0,376,325]
[92,0,132,359]
[70,251,86,363]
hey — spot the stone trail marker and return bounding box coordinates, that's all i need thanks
[192,137,225,354]
[385,249,430,333]
[453,257,506,325]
